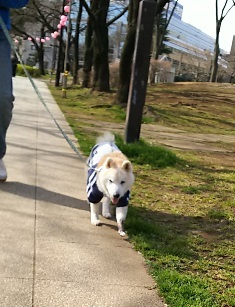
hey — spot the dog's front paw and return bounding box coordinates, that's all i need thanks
[91,218,101,226]
[117,221,126,236]
[118,230,126,236]
[102,212,112,219]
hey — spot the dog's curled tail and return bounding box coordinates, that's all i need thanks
[96,132,115,144]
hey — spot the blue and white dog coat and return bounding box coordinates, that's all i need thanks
[86,142,130,207]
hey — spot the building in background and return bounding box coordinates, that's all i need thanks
[230,35,235,55]
[22,38,54,69]
[162,1,217,81]
[148,0,235,82]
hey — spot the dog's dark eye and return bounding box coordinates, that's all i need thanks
[109,179,113,183]
[121,180,125,185]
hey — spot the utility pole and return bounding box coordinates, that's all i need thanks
[125,0,157,143]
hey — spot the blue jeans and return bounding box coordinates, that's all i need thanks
[0,31,14,159]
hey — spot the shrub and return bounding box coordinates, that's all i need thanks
[17,64,41,77]
[174,73,195,82]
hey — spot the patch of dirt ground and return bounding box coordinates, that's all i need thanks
[81,118,235,168]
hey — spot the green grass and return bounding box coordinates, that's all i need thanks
[46,81,235,307]
[115,135,178,168]
[154,269,217,307]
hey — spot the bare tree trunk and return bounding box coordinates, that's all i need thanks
[82,15,93,88]
[73,2,83,85]
[116,0,169,105]
[154,13,163,60]
[116,0,140,105]
[210,0,235,82]
[37,27,45,75]
[38,46,45,75]
[82,0,110,91]
[55,0,66,87]
[210,34,220,82]
[92,0,110,91]
[92,26,110,91]
[154,0,178,60]
[210,7,221,83]
[55,28,65,86]
[81,0,127,91]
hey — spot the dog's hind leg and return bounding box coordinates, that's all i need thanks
[90,202,101,226]
[102,197,112,219]
[116,206,128,236]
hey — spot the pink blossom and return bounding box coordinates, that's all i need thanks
[51,31,59,39]
[64,5,70,13]
[60,15,67,22]
[60,20,66,27]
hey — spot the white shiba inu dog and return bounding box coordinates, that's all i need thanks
[86,132,135,236]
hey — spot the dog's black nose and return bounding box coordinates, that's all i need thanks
[113,193,120,199]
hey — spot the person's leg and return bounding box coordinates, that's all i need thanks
[0,32,14,160]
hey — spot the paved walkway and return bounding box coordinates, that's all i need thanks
[0,77,165,307]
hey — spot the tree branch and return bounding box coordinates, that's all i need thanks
[107,6,128,27]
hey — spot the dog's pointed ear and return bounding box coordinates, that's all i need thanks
[104,157,114,168]
[122,160,132,172]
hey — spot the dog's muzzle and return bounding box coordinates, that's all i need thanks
[111,193,120,205]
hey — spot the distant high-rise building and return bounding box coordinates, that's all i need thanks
[230,35,235,55]
[165,1,216,56]
[165,0,183,20]
[158,0,230,80]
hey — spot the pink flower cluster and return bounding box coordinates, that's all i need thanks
[51,1,71,39]
[26,0,71,43]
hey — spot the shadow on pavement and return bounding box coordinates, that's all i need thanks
[0,181,89,212]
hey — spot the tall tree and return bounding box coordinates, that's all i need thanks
[81,0,94,88]
[210,0,235,82]
[92,0,110,91]
[115,0,140,105]
[55,0,67,86]
[116,0,170,106]
[72,1,83,84]
[81,0,128,91]
[153,0,178,60]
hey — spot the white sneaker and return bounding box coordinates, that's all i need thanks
[0,159,7,182]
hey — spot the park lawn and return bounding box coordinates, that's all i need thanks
[48,82,235,307]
